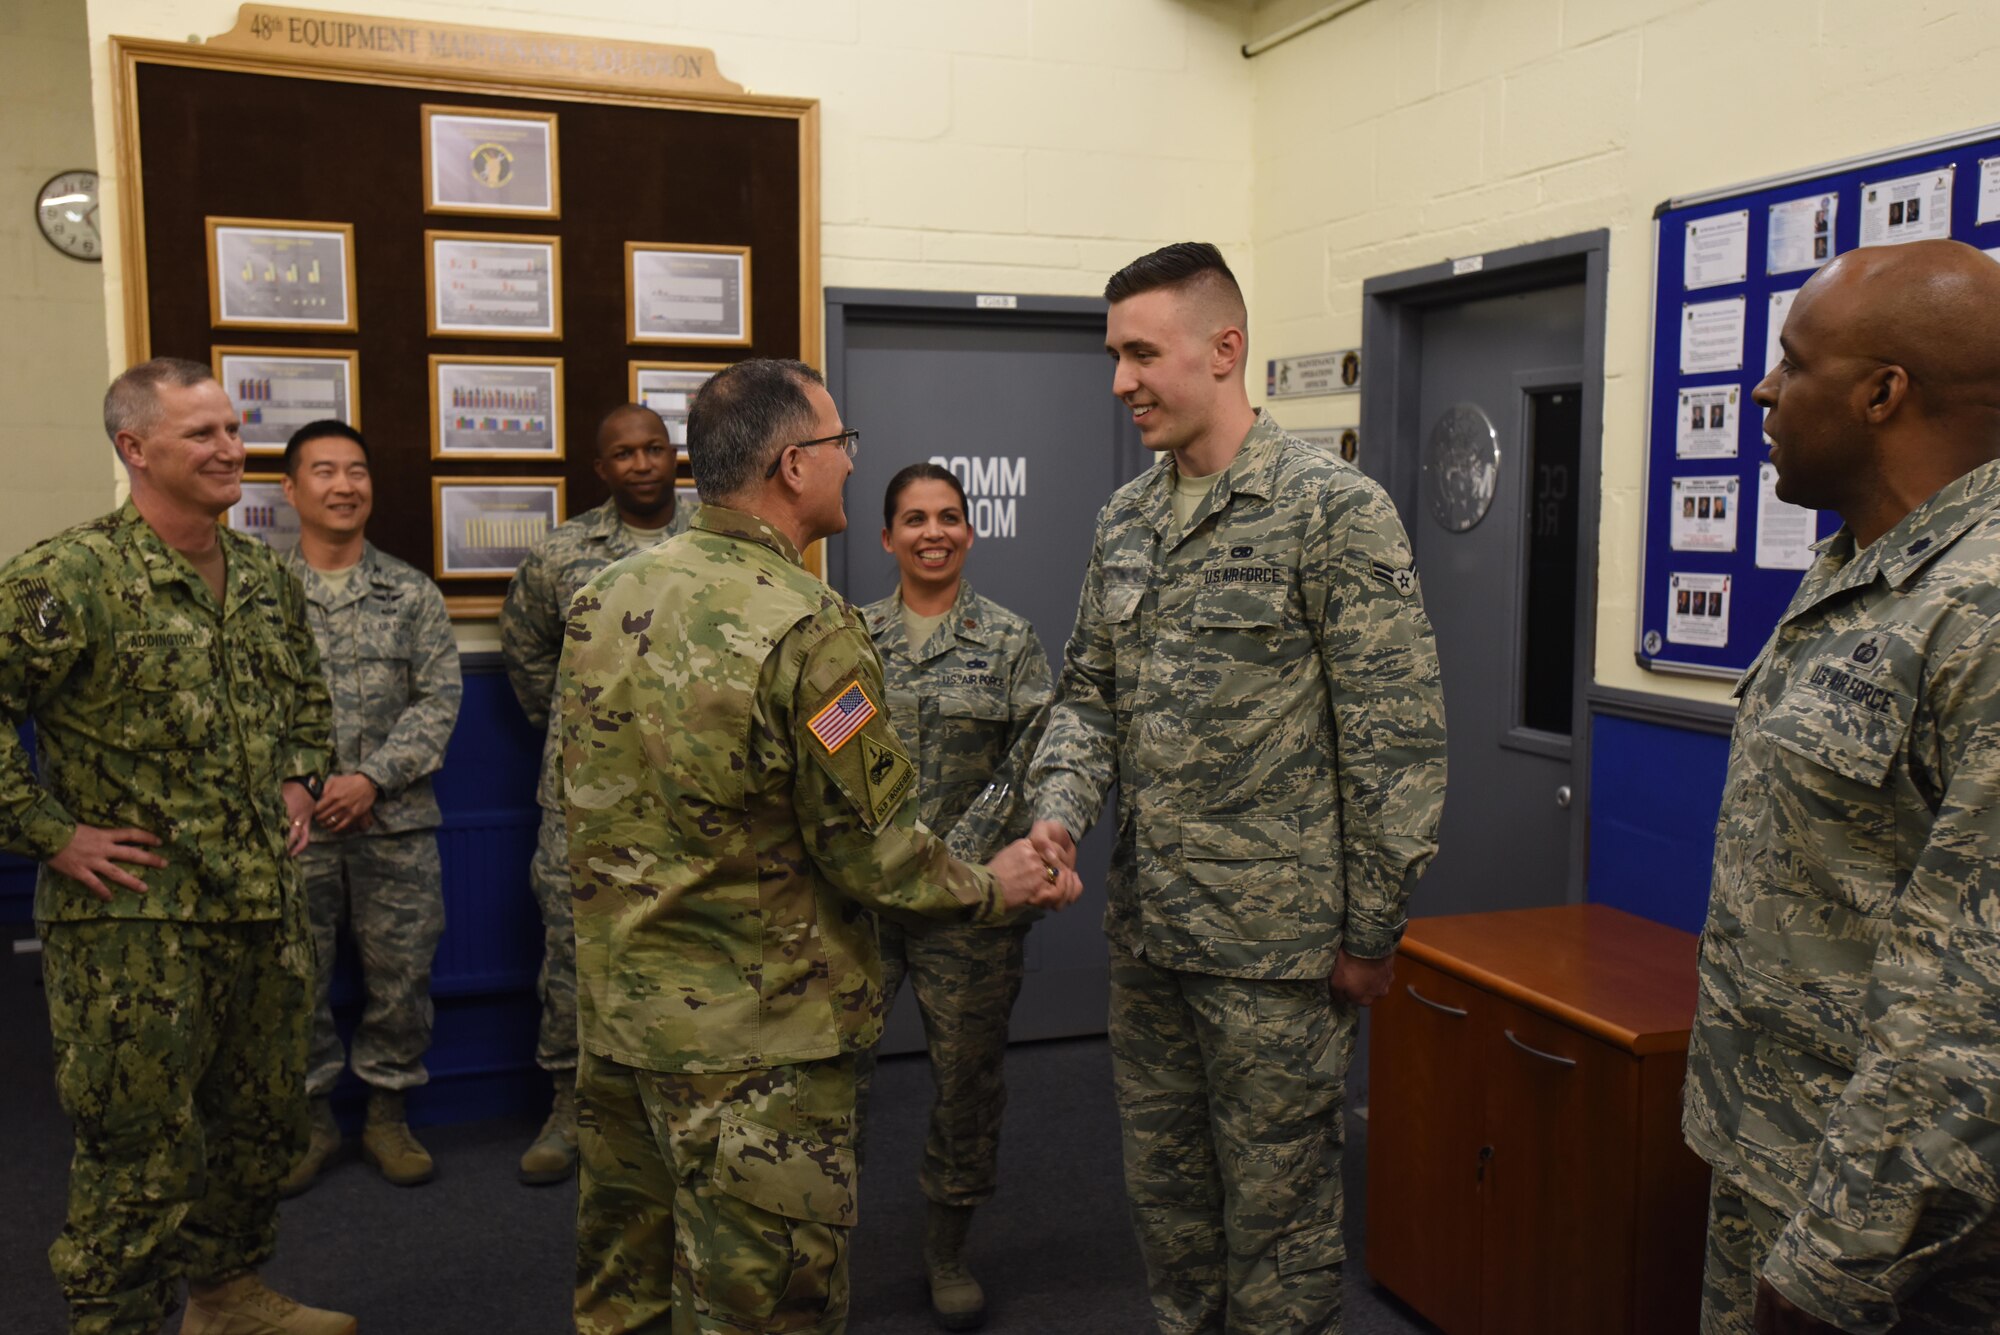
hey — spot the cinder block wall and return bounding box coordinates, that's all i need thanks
[78,0,1256,371]
[2,0,114,554]
[1246,0,2000,701]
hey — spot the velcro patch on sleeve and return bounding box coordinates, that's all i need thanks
[1370,561,1417,597]
[11,578,65,639]
[806,677,878,754]
[859,733,915,822]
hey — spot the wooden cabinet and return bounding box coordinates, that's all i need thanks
[1365,905,1710,1335]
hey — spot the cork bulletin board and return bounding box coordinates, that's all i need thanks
[112,7,821,614]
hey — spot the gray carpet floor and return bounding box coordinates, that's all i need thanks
[0,947,1438,1333]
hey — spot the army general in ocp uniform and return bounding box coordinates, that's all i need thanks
[1027,244,1447,1335]
[559,358,1080,1334]
[1686,241,2000,1335]
[0,359,352,1335]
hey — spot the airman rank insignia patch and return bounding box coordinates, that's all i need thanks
[807,678,877,754]
[859,733,915,822]
[1371,561,1417,596]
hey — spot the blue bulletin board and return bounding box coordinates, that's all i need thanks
[1638,122,2000,678]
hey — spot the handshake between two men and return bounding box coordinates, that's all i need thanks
[984,825,1086,913]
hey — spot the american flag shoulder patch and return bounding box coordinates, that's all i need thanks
[806,678,878,754]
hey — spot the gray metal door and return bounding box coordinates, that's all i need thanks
[1409,284,1586,916]
[826,294,1145,1050]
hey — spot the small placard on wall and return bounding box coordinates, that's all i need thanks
[1266,349,1360,399]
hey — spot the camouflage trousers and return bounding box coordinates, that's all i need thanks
[574,1049,858,1335]
[1701,1178,2000,1335]
[299,830,445,1097]
[1109,950,1354,1335]
[532,804,579,1073]
[852,917,1029,1207]
[41,915,311,1335]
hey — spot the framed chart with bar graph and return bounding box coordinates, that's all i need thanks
[214,346,359,454]
[433,478,566,579]
[430,355,564,460]
[223,472,301,554]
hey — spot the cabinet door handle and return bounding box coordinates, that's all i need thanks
[1406,984,1468,1017]
[1504,1028,1578,1068]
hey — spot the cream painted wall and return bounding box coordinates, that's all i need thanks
[70,1,2000,687]
[80,0,1256,366]
[3,0,116,555]
[77,0,1258,649]
[1246,0,2000,702]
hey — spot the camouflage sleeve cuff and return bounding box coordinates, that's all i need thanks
[1028,795,1087,844]
[7,793,78,862]
[967,863,1008,926]
[355,759,398,797]
[283,745,331,785]
[1764,1225,1899,1335]
[1341,915,1405,960]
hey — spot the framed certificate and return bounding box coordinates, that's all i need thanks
[422,105,559,218]
[206,218,357,331]
[427,231,562,338]
[629,360,726,448]
[626,242,751,345]
[212,347,359,454]
[434,477,566,579]
[222,473,301,554]
[430,355,564,460]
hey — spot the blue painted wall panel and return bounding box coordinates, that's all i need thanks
[1585,713,1732,935]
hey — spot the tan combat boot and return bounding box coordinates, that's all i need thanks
[518,1072,578,1185]
[360,1089,435,1187]
[276,1098,340,1199]
[179,1272,355,1335]
[923,1202,987,1331]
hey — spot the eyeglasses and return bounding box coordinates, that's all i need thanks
[765,428,860,479]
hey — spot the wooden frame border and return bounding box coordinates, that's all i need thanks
[421,103,561,218]
[110,29,822,590]
[429,353,566,461]
[205,216,358,331]
[626,358,730,397]
[211,344,361,455]
[628,357,727,458]
[432,475,568,583]
[625,241,753,346]
[425,229,563,340]
[112,35,820,370]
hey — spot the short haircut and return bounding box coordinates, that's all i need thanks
[282,419,369,476]
[103,357,214,447]
[595,402,667,454]
[685,358,825,502]
[1103,241,1246,331]
[882,462,968,530]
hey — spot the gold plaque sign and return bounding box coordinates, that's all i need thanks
[206,5,742,96]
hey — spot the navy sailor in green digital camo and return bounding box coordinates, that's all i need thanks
[0,357,355,1335]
